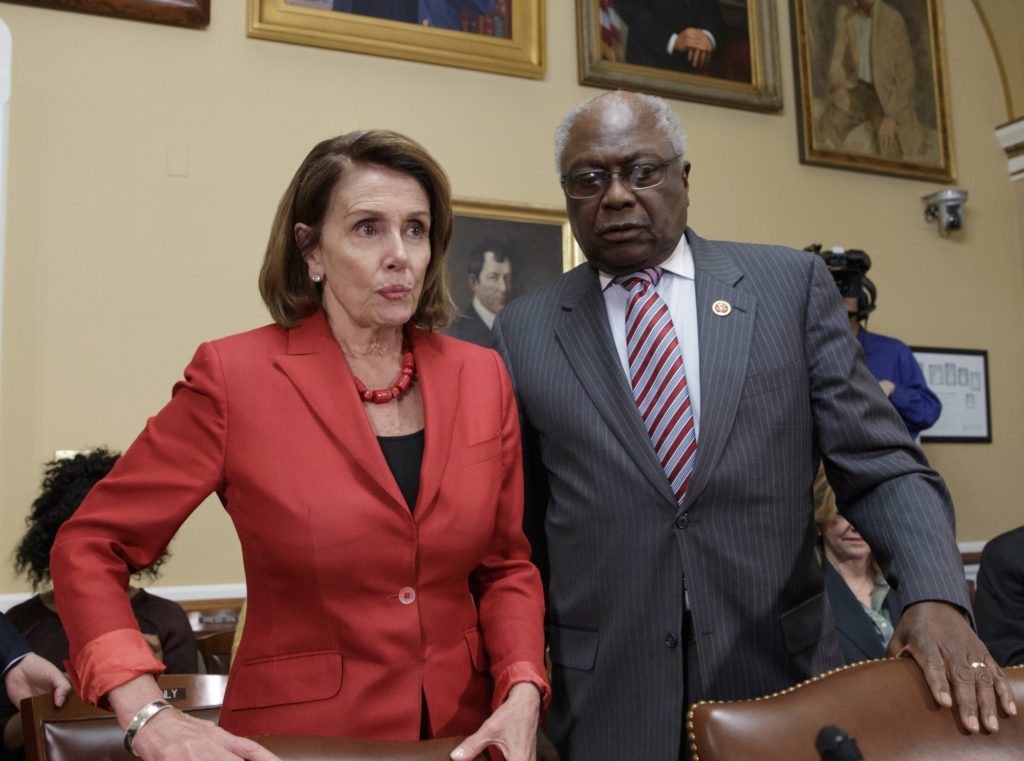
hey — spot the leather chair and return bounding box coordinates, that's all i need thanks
[21,673,227,761]
[254,735,481,760]
[688,658,1024,761]
[195,628,236,675]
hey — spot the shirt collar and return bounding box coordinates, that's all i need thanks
[471,295,498,329]
[598,231,695,292]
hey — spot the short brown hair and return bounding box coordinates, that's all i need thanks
[259,130,456,329]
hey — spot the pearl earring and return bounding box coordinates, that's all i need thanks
[311,273,322,283]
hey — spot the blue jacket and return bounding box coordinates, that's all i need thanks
[332,0,497,30]
[1,612,31,679]
[857,329,941,439]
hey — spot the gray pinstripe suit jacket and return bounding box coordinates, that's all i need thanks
[493,229,970,761]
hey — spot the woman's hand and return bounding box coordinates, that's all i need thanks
[450,682,541,761]
[131,708,282,761]
[110,675,281,761]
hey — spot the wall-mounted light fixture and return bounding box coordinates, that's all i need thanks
[922,188,968,237]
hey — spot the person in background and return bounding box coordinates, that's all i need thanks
[614,0,723,72]
[974,526,1024,667]
[330,0,497,31]
[493,90,1014,761]
[49,130,547,761]
[1,613,70,758]
[814,467,900,664]
[843,280,941,439]
[446,241,513,347]
[1,449,197,757]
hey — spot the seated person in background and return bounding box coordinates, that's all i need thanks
[974,526,1024,667]
[814,467,900,663]
[1,613,70,760]
[1,449,197,756]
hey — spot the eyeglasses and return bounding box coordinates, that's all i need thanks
[560,155,683,199]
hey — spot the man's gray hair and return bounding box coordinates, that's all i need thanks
[553,91,688,173]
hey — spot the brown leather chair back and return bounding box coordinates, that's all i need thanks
[196,628,236,674]
[21,674,227,761]
[254,735,482,760]
[688,659,1024,761]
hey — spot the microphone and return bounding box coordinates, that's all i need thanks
[815,725,864,761]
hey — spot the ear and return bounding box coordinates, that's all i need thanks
[681,161,691,188]
[294,223,321,270]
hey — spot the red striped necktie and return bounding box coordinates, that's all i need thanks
[617,267,696,504]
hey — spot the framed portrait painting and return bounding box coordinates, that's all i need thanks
[1,0,210,27]
[248,0,545,79]
[576,0,783,113]
[791,0,955,182]
[443,199,582,347]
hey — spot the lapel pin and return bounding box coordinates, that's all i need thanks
[711,300,732,317]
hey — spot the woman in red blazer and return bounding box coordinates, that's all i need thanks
[50,131,549,761]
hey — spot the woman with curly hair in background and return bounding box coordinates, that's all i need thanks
[1,449,196,757]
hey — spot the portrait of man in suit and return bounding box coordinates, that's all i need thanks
[493,90,1014,761]
[446,242,514,347]
[804,0,941,164]
[443,209,568,348]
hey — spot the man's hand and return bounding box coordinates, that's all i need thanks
[3,653,71,706]
[878,115,898,153]
[889,601,1018,732]
[830,86,852,112]
[674,28,713,70]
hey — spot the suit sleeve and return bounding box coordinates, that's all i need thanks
[49,342,228,703]
[617,0,722,59]
[0,613,31,678]
[803,257,970,616]
[974,536,1024,666]
[469,350,550,709]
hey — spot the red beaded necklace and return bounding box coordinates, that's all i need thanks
[352,336,416,404]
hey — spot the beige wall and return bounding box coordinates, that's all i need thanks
[1,2,1022,595]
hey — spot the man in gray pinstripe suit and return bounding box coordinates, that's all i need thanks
[492,91,1016,761]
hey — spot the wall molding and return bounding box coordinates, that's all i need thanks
[995,117,1024,181]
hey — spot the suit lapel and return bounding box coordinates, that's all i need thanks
[684,230,757,510]
[554,266,679,509]
[409,328,460,522]
[273,312,409,514]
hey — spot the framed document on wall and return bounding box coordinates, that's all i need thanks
[911,347,990,443]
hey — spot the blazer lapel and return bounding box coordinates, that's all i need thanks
[554,266,679,509]
[684,229,757,510]
[408,327,461,522]
[273,312,409,513]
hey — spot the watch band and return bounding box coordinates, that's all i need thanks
[123,698,173,756]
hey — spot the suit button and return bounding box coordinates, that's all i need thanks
[398,587,416,605]
[674,513,689,529]
[665,633,679,649]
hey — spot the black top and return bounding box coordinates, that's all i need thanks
[378,429,425,511]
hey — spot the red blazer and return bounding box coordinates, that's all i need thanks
[51,311,548,739]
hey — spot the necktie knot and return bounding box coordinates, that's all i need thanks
[617,267,663,295]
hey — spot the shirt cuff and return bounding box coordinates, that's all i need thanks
[67,628,166,705]
[492,660,551,712]
[667,30,717,55]
[1,652,30,679]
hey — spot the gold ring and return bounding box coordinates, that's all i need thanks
[970,661,986,669]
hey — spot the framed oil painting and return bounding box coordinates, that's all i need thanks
[576,0,783,113]
[443,199,582,347]
[2,0,210,28]
[248,0,545,79]
[791,0,955,181]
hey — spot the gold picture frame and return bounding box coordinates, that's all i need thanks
[247,0,545,79]
[3,0,209,28]
[443,199,582,347]
[575,0,783,113]
[791,0,955,182]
